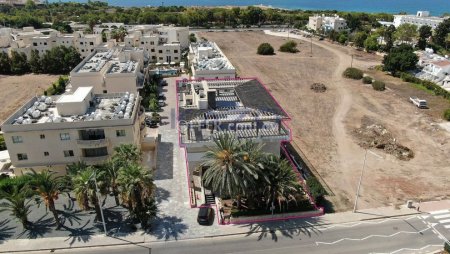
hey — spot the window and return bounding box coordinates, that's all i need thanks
[64,150,74,157]
[151,49,155,52]
[159,57,163,60]
[174,57,178,60]
[152,56,156,59]
[33,42,37,46]
[150,41,154,45]
[174,50,178,53]
[44,152,49,156]
[90,42,94,45]
[158,50,162,53]
[103,90,107,94]
[17,153,28,161]
[141,41,144,45]
[12,136,23,143]
[60,133,70,140]
[44,42,47,45]
[80,42,83,45]
[81,49,85,52]
[40,134,45,139]
[116,130,126,137]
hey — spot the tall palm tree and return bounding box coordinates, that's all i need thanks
[72,167,105,221]
[262,155,303,212]
[65,161,89,200]
[100,160,121,206]
[117,163,155,228]
[110,26,128,42]
[28,169,65,228]
[0,184,33,230]
[201,134,260,200]
[113,144,141,166]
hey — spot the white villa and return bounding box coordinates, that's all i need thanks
[307,14,347,32]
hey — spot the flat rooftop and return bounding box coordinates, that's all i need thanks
[191,41,235,71]
[57,86,92,103]
[5,92,138,126]
[76,49,138,74]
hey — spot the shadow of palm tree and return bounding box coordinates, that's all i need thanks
[149,215,188,241]
[155,186,171,204]
[240,217,323,242]
[17,215,55,239]
[58,209,89,227]
[0,219,15,242]
[62,220,96,246]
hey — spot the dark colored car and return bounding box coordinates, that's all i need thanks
[319,37,324,41]
[197,206,214,225]
[160,80,168,86]
[158,94,166,100]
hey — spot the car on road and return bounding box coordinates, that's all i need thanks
[197,206,214,225]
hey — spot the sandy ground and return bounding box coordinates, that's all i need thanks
[0,74,59,124]
[199,31,450,212]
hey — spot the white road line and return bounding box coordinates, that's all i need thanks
[444,225,450,229]
[439,218,450,224]
[429,209,449,215]
[370,244,443,254]
[434,213,450,219]
[314,216,419,230]
[315,227,431,245]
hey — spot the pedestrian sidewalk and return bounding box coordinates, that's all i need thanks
[0,202,429,253]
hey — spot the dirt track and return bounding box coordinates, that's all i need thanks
[0,74,58,124]
[200,31,450,211]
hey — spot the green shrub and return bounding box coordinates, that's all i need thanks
[362,76,373,84]
[306,177,328,200]
[400,72,450,100]
[0,134,6,151]
[372,80,386,91]
[279,40,299,53]
[343,67,364,80]
[257,43,275,55]
[444,109,450,121]
[445,241,450,253]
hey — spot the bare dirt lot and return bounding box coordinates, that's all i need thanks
[0,74,59,124]
[200,31,450,212]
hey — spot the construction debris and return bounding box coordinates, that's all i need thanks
[310,83,327,93]
[354,117,414,160]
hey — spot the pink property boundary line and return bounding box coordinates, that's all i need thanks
[175,77,322,224]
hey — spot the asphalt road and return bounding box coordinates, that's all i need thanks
[23,216,448,254]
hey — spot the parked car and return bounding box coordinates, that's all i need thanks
[145,118,158,128]
[409,96,428,108]
[158,100,166,107]
[158,94,166,100]
[160,80,168,86]
[197,206,214,225]
[319,37,324,41]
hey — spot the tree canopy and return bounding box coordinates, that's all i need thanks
[382,44,418,73]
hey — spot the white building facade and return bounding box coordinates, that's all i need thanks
[307,14,347,32]
[393,11,448,29]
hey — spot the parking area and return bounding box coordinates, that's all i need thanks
[148,75,225,239]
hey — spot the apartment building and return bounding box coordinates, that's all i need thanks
[1,86,144,175]
[188,40,236,80]
[393,11,448,29]
[177,78,290,205]
[416,49,450,91]
[307,14,347,32]
[69,48,145,94]
[124,25,189,63]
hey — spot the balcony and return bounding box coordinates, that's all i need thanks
[82,155,110,164]
[76,138,109,148]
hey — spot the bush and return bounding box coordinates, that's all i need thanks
[372,80,386,91]
[257,43,274,55]
[0,134,6,151]
[306,177,327,201]
[444,109,450,121]
[362,76,373,84]
[45,76,68,95]
[343,67,364,80]
[279,40,299,53]
[445,241,450,253]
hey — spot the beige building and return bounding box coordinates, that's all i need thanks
[69,48,145,94]
[188,40,236,80]
[307,14,347,32]
[178,78,290,205]
[1,87,144,175]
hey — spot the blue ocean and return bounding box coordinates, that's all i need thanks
[49,0,450,16]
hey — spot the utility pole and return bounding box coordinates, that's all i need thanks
[310,36,313,57]
[353,149,367,213]
[351,54,354,68]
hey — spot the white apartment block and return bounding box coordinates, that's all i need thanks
[188,41,236,80]
[177,78,290,205]
[416,49,450,91]
[393,11,448,29]
[1,86,144,175]
[307,14,347,32]
[69,48,145,94]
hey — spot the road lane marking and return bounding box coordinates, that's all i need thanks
[315,226,431,245]
[434,213,450,219]
[444,225,450,229]
[370,244,442,254]
[313,216,419,230]
[429,209,449,215]
[438,218,450,224]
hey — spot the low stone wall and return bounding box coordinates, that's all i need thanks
[227,208,324,225]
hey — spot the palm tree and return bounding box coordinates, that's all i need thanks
[0,184,33,230]
[262,155,303,212]
[113,144,141,166]
[28,169,65,228]
[65,161,89,200]
[100,160,121,206]
[201,134,260,201]
[72,167,105,221]
[117,163,155,228]
[110,26,128,42]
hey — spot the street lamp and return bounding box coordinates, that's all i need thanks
[353,149,383,213]
[87,170,108,235]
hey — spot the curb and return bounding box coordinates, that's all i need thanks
[0,211,422,253]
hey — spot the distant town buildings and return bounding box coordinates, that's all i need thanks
[0,0,41,5]
[1,87,144,175]
[177,78,290,205]
[188,40,236,79]
[393,11,448,29]
[307,14,347,32]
